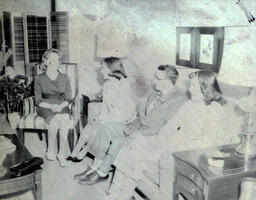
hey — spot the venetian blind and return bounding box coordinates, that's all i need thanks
[51,12,69,62]
[27,15,48,62]
[13,17,25,61]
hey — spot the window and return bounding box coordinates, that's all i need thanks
[1,11,69,75]
[51,12,69,62]
[176,27,224,73]
[27,15,48,63]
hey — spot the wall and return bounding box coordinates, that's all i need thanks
[1,0,254,98]
[56,0,256,100]
[176,0,254,26]
[0,0,51,16]
[56,0,178,99]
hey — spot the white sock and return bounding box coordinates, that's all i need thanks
[91,158,102,170]
[97,170,108,177]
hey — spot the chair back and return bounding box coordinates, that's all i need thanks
[59,63,79,99]
[239,177,256,200]
[25,63,41,86]
[88,102,102,124]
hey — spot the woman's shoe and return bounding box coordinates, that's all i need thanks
[72,157,83,162]
[45,152,56,161]
[66,156,73,161]
[57,156,67,167]
[66,156,82,162]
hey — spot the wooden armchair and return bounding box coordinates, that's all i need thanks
[16,63,80,152]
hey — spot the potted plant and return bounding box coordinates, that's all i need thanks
[0,46,30,130]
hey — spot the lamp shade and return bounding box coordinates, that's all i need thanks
[218,26,256,87]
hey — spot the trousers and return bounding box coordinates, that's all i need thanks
[91,122,128,174]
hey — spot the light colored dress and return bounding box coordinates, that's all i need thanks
[99,77,137,124]
[71,76,137,160]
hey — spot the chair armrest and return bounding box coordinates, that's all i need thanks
[70,96,80,124]
[22,96,36,116]
[87,101,102,124]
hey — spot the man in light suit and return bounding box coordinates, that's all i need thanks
[137,64,187,136]
[106,64,188,200]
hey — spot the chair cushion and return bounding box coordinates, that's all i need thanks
[18,113,74,129]
[18,113,47,129]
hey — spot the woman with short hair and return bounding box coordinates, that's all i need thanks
[34,48,72,167]
[71,57,137,185]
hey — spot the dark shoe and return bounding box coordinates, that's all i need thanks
[73,166,91,180]
[66,156,83,162]
[72,157,83,162]
[66,156,73,161]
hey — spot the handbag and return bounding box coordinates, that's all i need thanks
[8,157,44,177]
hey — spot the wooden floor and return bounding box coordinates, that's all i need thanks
[3,132,109,200]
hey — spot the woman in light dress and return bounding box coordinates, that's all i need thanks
[107,70,246,200]
[71,57,137,184]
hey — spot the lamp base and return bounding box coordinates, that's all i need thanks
[235,134,256,158]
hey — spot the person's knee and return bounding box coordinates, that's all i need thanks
[49,115,61,128]
[58,114,71,129]
[58,113,70,121]
[159,151,173,170]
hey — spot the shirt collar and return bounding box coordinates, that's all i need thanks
[157,87,178,102]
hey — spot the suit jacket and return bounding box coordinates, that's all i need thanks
[140,87,187,136]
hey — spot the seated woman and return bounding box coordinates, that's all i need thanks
[34,48,72,167]
[108,70,246,200]
[72,57,137,184]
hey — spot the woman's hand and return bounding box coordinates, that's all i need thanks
[50,104,62,112]
[59,101,69,110]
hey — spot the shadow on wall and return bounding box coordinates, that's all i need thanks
[95,67,105,85]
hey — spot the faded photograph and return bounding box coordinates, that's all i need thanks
[0,0,256,200]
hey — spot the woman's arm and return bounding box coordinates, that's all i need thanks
[34,77,51,109]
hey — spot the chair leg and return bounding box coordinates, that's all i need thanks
[17,129,25,145]
[68,129,75,152]
[45,131,49,149]
[106,165,116,194]
[134,188,151,200]
[37,130,43,141]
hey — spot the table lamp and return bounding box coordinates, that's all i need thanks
[217,26,256,157]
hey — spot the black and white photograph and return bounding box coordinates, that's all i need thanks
[0,0,256,199]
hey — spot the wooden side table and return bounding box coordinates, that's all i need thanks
[80,95,102,129]
[173,144,256,200]
[0,134,42,200]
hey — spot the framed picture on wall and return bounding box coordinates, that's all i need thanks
[176,27,196,68]
[176,27,224,73]
[195,27,224,73]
